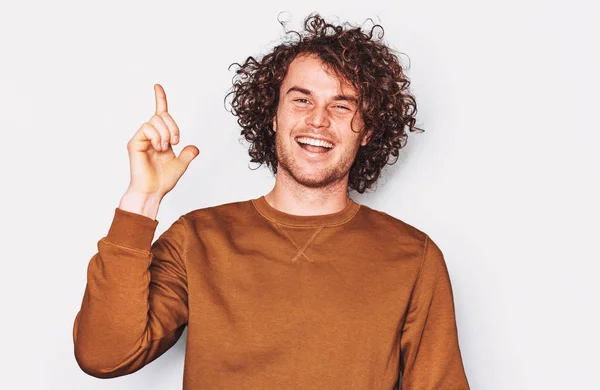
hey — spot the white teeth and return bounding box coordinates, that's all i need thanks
[296,137,334,149]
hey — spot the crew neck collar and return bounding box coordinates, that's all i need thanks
[251,195,361,227]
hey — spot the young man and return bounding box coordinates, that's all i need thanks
[73,15,470,389]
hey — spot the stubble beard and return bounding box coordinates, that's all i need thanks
[274,133,359,190]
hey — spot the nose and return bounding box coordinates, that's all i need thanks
[306,105,330,129]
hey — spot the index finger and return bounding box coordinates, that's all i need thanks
[154,84,168,114]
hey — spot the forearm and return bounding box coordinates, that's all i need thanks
[399,235,470,389]
[73,208,188,378]
[74,244,155,376]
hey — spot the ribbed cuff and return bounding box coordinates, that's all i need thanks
[105,207,159,251]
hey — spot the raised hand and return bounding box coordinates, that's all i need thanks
[119,84,199,219]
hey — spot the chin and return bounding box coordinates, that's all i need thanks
[275,143,350,189]
[284,166,344,189]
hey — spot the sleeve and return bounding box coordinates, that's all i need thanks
[72,207,189,378]
[399,235,470,390]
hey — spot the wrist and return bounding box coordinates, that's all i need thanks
[118,191,163,220]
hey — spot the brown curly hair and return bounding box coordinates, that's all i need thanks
[226,13,423,193]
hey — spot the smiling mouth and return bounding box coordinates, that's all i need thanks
[295,136,335,154]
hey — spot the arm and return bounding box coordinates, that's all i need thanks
[72,207,189,378]
[399,235,470,389]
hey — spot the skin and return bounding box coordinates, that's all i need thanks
[119,84,199,220]
[119,54,371,219]
[264,54,372,216]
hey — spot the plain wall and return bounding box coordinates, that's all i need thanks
[0,0,598,389]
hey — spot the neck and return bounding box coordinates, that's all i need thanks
[264,171,350,217]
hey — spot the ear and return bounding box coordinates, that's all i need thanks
[361,129,373,146]
[272,115,277,133]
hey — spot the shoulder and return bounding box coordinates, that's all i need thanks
[355,203,428,245]
[179,198,257,229]
[356,205,450,269]
[349,202,442,271]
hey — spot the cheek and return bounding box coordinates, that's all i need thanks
[281,117,306,138]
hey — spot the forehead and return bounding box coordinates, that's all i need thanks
[281,54,357,97]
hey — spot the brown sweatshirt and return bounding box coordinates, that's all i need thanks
[73,196,469,389]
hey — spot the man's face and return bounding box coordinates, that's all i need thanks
[273,54,371,189]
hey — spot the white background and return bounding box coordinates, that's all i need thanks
[1,0,598,389]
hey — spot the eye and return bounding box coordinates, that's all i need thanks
[334,104,351,111]
[294,98,310,104]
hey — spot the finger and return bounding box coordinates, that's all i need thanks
[149,115,172,151]
[154,84,168,115]
[159,112,180,144]
[131,123,162,152]
[176,145,200,170]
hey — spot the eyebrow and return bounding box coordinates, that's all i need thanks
[286,86,358,103]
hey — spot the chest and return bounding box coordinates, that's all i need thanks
[185,237,417,362]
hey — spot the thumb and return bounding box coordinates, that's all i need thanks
[176,145,200,170]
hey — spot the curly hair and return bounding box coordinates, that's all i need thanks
[226,13,423,193]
